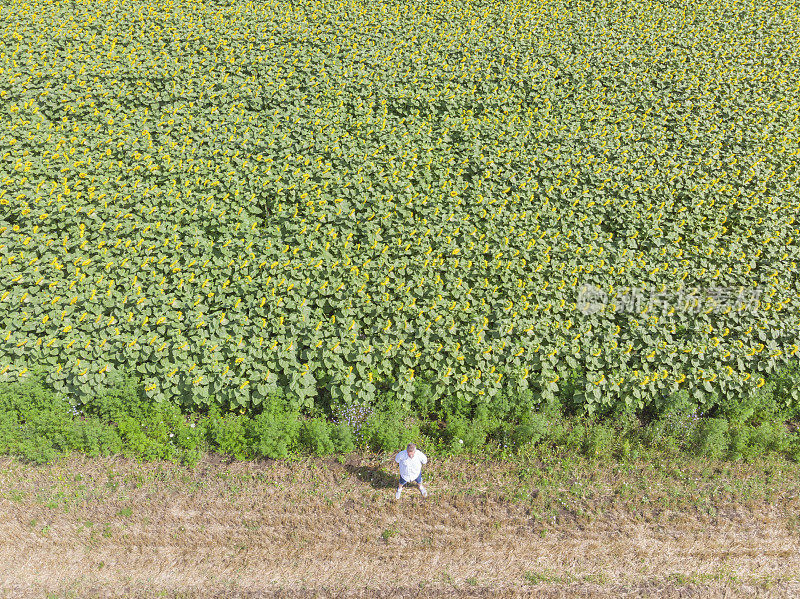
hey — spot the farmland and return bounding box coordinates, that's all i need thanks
[3,0,800,596]
[2,452,800,598]
[1,0,799,418]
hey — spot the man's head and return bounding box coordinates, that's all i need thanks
[407,443,416,458]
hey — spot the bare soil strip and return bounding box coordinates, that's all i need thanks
[1,453,799,598]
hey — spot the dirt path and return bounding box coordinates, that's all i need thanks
[1,453,799,597]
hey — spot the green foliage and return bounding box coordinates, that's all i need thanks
[442,416,488,453]
[747,421,792,455]
[300,418,335,455]
[329,422,355,453]
[0,379,79,462]
[0,393,61,464]
[2,0,798,421]
[205,411,251,460]
[512,414,549,448]
[727,424,750,461]
[363,403,421,453]
[725,420,792,461]
[80,371,143,423]
[82,373,196,463]
[410,379,437,419]
[583,423,616,459]
[650,389,698,421]
[2,376,800,465]
[641,390,700,453]
[0,375,71,422]
[693,418,730,459]
[559,368,588,416]
[720,382,784,425]
[771,363,800,420]
[0,409,19,454]
[72,417,124,458]
[563,420,589,453]
[247,397,301,460]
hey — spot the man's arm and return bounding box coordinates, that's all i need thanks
[395,450,405,463]
[419,451,428,464]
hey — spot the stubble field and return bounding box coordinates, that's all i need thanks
[1,453,799,598]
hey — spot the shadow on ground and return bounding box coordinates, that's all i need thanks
[345,464,398,489]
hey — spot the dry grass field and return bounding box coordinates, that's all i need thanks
[1,451,799,598]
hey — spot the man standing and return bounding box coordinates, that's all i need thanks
[395,443,428,499]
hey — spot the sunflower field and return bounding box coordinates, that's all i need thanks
[1,0,799,416]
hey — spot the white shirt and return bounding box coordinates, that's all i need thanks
[395,449,427,481]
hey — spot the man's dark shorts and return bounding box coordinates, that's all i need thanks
[399,474,423,486]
